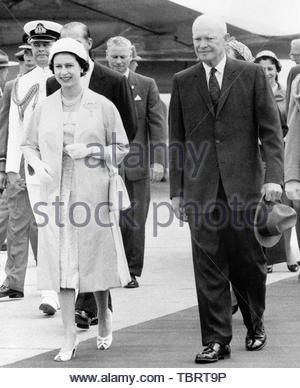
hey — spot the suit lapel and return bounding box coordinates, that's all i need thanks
[89,63,105,93]
[194,64,214,116]
[216,57,237,117]
[128,71,138,96]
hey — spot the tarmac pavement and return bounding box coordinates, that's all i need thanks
[0,181,299,367]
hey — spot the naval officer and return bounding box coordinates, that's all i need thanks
[0,21,62,316]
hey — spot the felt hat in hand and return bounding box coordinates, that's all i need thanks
[254,195,297,248]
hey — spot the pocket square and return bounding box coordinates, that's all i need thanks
[134,95,142,101]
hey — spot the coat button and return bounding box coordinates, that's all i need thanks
[215,139,221,144]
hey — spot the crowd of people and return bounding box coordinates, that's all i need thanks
[0,13,300,364]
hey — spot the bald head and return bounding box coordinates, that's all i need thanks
[290,39,300,64]
[192,14,227,38]
[61,22,92,55]
[192,14,228,67]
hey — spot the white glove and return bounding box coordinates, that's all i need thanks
[261,183,282,202]
[30,158,53,184]
[64,143,91,159]
[285,181,300,200]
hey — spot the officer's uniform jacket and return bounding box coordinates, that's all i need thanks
[6,66,52,185]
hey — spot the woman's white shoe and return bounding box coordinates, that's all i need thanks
[97,333,113,350]
[97,309,113,350]
[54,338,78,362]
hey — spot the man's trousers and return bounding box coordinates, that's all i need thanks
[3,183,37,292]
[121,177,150,277]
[188,181,267,346]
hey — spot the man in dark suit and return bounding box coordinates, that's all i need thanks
[46,22,137,330]
[169,15,283,363]
[106,36,166,288]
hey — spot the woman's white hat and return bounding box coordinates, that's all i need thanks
[49,38,88,63]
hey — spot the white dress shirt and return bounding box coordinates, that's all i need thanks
[202,55,227,89]
[124,68,130,79]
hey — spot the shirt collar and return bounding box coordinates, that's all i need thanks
[202,54,227,78]
[87,57,94,75]
[124,68,130,78]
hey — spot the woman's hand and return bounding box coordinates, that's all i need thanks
[65,143,90,159]
[31,159,53,184]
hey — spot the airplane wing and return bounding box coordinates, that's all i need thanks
[1,0,299,60]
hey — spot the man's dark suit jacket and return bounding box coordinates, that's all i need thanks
[46,62,137,142]
[169,57,284,214]
[125,70,166,181]
[286,64,300,114]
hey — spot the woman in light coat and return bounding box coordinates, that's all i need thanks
[21,38,130,361]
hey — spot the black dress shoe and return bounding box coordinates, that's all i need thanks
[267,265,273,273]
[245,329,267,351]
[0,284,24,298]
[91,316,98,326]
[39,303,56,316]
[195,343,231,363]
[287,263,299,272]
[124,275,139,289]
[75,310,92,329]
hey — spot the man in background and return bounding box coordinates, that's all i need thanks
[106,36,166,288]
[0,50,18,252]
[286,38,300,113]
[15,35,35,75]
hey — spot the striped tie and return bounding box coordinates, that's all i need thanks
[209,67,220,113]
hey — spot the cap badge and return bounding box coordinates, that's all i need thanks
[34,23,46,34]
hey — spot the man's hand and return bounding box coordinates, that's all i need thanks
[171,196,188,222]
[150,163,164,182]
[7,172,26,191]
[261,183,282,202]
[285,181,300,200]
[0,172,7,191]
[65,143,90,159]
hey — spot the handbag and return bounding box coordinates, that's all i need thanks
[107,162,130,212]
[106,159,131,286]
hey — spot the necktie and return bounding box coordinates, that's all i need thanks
[209,67,221,113]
